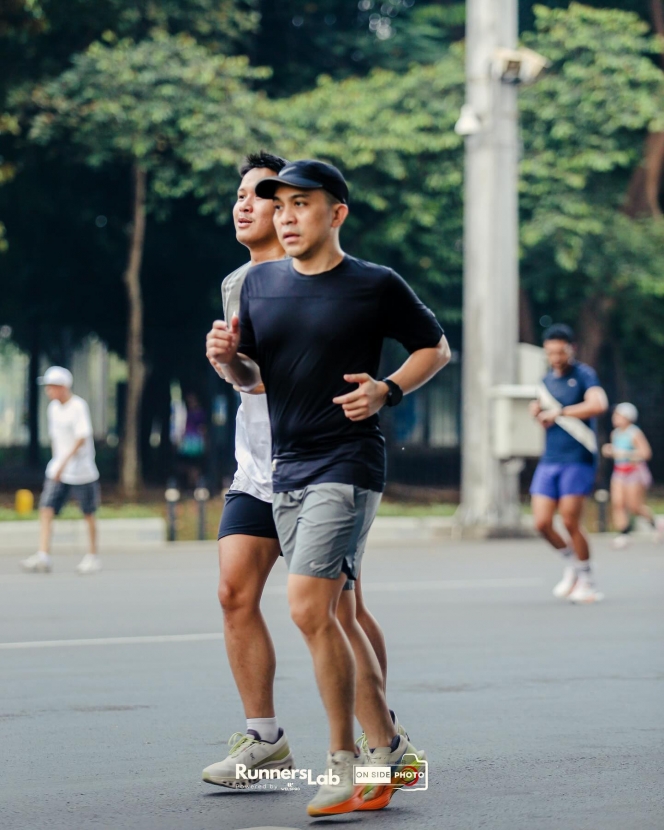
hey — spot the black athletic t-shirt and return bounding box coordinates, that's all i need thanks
[238,255,443,493]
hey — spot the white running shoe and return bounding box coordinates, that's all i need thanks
[307,749,366,817]
[359,734,427,811]
[20,551,52,573]
[569,580,604,604]
[552,565,577,599]
[202,729,294,789]
[76,554,102,575]
[653,518,664,544]
[612,534,630,550]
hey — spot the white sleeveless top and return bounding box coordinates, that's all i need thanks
[221,263,273,502]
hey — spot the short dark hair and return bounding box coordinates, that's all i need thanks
[542,323,575,344]
[239,151,288,177]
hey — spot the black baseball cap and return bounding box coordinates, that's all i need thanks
[255,159,349,204]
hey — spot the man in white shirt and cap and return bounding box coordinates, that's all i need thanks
[21,366,102,575]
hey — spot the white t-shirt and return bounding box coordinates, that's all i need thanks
[45,395,100,485]
[221,263,273,502]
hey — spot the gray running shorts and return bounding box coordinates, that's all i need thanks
[272,483,381,591]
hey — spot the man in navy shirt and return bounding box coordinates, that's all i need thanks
[207,159,450,817]
[529,324,608,603]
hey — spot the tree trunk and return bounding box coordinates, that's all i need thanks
[120,164,147,498]
[27,324,41,469]
[652,0,664,67]
[624,1,664,218]
[623,132,664,218]
[518,285,537,345]
[575,294,616,368]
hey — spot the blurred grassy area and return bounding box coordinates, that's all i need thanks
[0,503,160,521]
[1,494,662,541]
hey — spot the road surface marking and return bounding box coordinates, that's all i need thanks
[0,632,223,651]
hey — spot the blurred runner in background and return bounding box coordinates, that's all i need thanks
[529,324,608,603]
[176,392,207,488]
[21,366,101,575]
[602,402,662,548]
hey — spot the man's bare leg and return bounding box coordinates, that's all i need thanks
[354,574,388,694]
[288,573,355,752]
[532,495,568,550]
[38,507,55,554]
[337,588,395,749]
[83,513,98,555]
[218,534,281,717]
[558,496,589,561]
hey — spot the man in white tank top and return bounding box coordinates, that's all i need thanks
[202,153,410,797]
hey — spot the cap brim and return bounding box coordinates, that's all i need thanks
[255,175,324,200]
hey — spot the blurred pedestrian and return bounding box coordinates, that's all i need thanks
[20,366,101,574]
[602,402,661,548]
[529,324,608,603]
[177,392,207,488]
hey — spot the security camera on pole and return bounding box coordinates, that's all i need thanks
[456,0,548,535]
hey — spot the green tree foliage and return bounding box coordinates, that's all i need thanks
[519,4,664,364]
[265,54,465,320]
[2,0,664,482]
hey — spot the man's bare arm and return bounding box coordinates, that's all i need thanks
[205,316,262,392]
[53,437,86,481]
[561,386,608,419]
[333,335,451,422]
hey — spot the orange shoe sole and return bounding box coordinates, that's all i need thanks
[306,786,367,817]
[356,784,395,811]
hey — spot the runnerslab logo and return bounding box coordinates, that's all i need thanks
[354,753,429,792]
[235,765,340,786]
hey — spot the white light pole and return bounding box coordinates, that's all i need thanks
[458,0,522,533]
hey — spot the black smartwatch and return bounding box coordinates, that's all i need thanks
[381,378,403,407]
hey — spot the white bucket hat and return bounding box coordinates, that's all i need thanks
[37,366,73,388]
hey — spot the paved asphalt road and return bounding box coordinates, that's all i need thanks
[1,536,662,830]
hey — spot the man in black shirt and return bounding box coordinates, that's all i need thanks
[207,159,450,817]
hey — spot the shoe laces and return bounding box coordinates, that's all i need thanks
[228,732,258,755]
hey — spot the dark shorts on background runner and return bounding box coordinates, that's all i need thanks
[218,490,280,542]
[530,462,596,501]
[39,478,100,515]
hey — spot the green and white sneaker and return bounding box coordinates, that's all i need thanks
[358,734,427,811]
[202,728,294,789]
[306,749,366,817]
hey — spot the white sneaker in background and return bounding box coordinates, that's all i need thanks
[654,518,664,544]
[76,554,102,575]
[569,579,604,604]
[202,729,294,789]
[552,565,577,599]
[612,534,630,550]
[20,551,52,573]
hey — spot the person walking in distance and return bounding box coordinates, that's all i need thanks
[602,402,662,548]
[21,366,101,575]
[207,159,450,816]
[529,325,608,603]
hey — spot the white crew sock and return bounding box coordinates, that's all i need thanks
[558,546,574,562]
[575,560,592,582]
[246,716,279,743]
[36,551,51,561]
